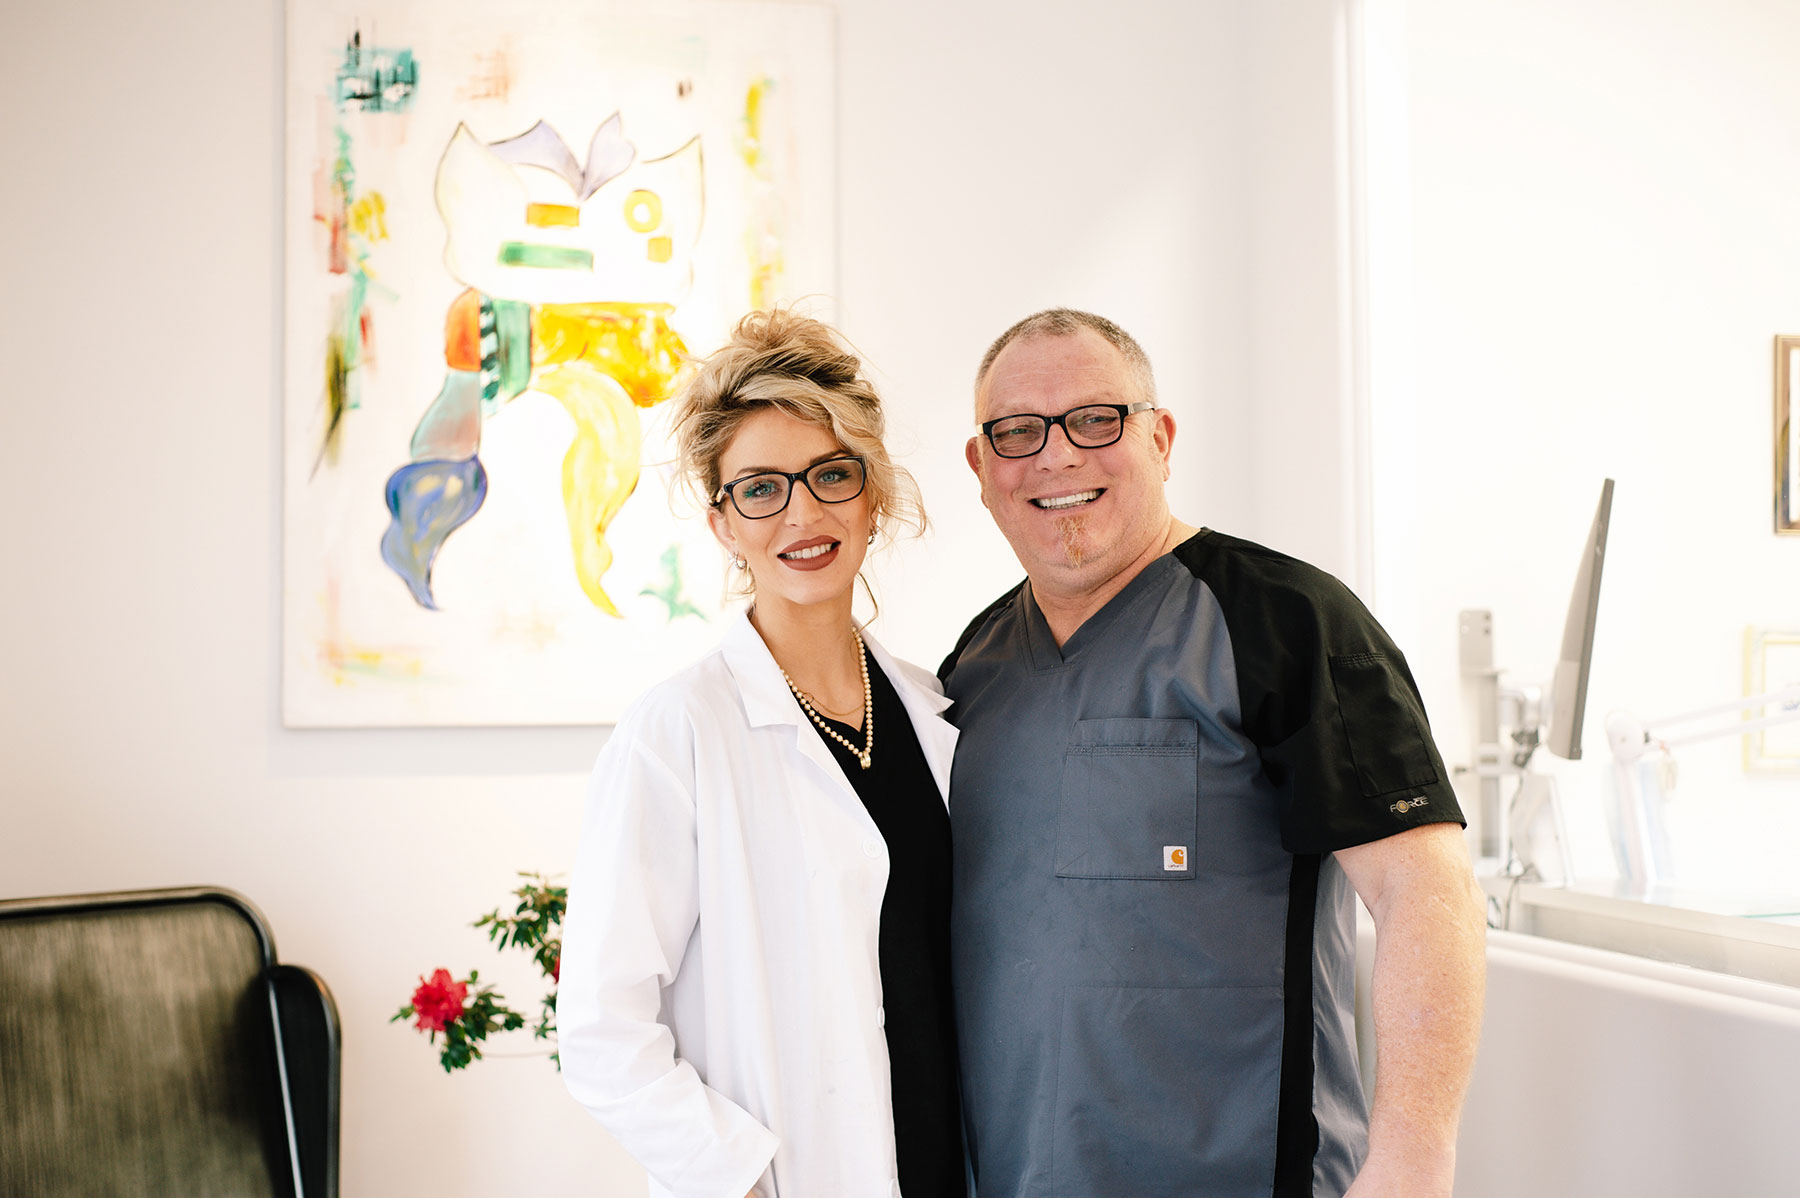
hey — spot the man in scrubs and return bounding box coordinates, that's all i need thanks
[940,308,1486,1198]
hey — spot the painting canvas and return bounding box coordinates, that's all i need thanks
[283,0,835,726]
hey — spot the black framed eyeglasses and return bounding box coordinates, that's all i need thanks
[712,456,867,519]
[979,401,1156,458]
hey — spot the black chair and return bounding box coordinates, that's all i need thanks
[0,887,340,1198]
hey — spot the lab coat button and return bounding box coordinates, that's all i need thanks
[862,839,881,858]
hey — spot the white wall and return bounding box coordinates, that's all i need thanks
[851,0,1360,658]
[1372,0,1800,892]
[0,1,1353,1195]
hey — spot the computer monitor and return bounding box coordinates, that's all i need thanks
[1545,479,1614,760]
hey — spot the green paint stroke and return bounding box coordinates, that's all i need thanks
[315,39,412,466]
[498,241,596,271]
[336,33,418,113]
[492,297,533,406]
[325,124,395,424]
[329,126,370,417]
[641,546,707,623]
[476,295,534,417]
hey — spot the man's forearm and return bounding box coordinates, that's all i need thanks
[1338,824,1487,1196]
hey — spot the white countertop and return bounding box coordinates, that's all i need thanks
[1480,873,1800,989]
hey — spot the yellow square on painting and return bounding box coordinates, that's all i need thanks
[647,236,673,264]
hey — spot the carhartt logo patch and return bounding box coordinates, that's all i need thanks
[1390,796,1429,815]
[1164,846,1188,871]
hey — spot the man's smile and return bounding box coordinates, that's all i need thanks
[1030,489,1104,511]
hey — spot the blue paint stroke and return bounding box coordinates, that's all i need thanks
[381,457,487,609]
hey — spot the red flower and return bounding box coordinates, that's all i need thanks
[410,968,468,1033]
[550,954,560,983]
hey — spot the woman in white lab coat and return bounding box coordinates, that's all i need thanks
[559,311,965,1198]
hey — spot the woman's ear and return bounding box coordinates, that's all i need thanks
[707,506,735,558]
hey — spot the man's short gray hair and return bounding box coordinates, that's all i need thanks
[973,308,1157,412]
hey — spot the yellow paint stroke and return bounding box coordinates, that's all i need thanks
[517,303,691,616]
[741,80,765,172]
[527,202,581,228]
[623,189,663,232]
[534,359,641,617]
[493,608,561,650]
[526,303,690,616]
[349,191,389,242]
[323,645,426,684]
[530,303,688,409]
[647,236,672,264]
[740,78,784,310]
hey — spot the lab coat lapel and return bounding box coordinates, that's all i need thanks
[718,609,870,819]
[719,609,960,812]
[860,628,958,806]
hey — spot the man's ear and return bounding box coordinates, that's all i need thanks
[1152,409,1177,479]
[964,436,983,476]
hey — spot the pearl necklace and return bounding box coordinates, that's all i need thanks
[780,630,874,770]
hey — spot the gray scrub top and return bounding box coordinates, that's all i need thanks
[940,530,1463,1198]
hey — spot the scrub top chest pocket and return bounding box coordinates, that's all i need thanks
[1055,718,1198,880]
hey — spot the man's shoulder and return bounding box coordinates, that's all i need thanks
[1176,528,1352,601]
[936,581,1027,684]
[1174,527,1376,633]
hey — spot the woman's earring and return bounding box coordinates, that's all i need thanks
[866,531,876,545]
[732,554,748,570]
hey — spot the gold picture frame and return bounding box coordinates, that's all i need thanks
[1776,335,1800,533]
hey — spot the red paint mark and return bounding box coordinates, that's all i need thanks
[359,308,376,371]
[328,214,349,275]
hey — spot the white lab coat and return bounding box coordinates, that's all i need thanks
[559,609,958,1198]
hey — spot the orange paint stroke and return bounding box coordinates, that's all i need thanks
[444,288,483,369]
[458,45,514,103]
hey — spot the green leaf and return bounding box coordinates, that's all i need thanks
[399,870,570,1076]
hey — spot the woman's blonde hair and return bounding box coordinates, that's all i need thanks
[669,310,927,558]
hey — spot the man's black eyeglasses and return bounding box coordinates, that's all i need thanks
[712,456,867,519]
[979,402,1156,459]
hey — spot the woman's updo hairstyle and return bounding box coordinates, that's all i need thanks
[669,309,926,549]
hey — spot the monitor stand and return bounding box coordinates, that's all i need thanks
[1510,771,1575,886]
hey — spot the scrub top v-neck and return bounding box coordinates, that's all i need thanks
[814,651,967,1198]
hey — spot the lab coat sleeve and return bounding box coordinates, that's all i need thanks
[559,711,778,1197]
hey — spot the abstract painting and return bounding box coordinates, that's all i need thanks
[283,0,834,725]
